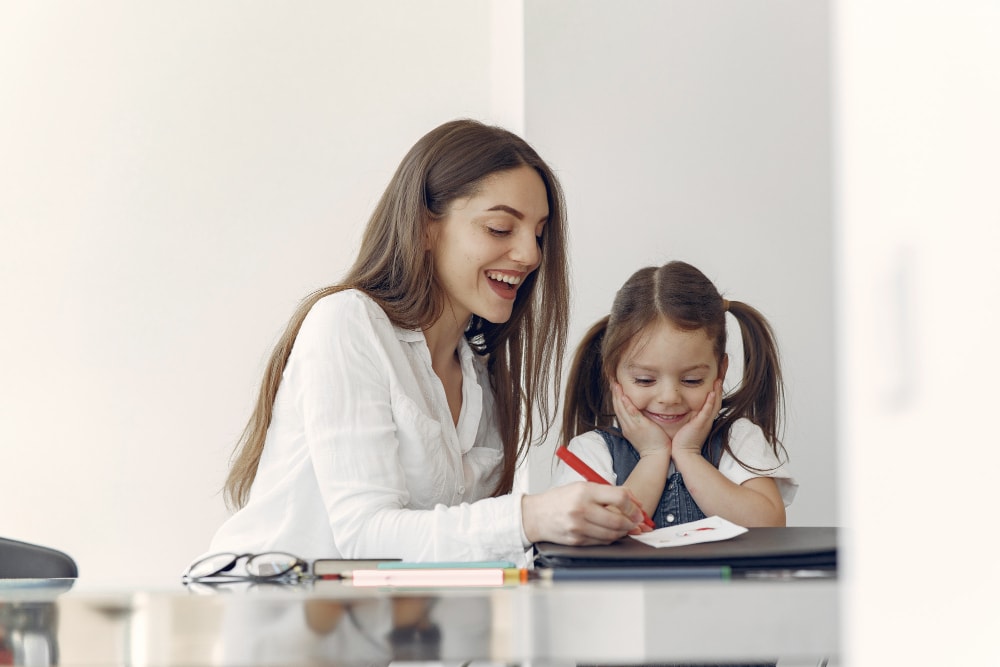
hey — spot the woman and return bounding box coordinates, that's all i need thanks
[206,119,648,566]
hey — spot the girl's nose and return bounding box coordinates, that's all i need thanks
[656,385,683,407]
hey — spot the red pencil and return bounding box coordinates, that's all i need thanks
[556,446,656,529]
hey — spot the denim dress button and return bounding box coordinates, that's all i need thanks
[666,513,675,523]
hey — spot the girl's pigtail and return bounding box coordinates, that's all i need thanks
[722,300,787,463]
[560,316,612,446]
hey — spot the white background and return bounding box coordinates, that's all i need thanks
[2,1,997,663]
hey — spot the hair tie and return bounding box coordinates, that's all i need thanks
[722,299,730,312]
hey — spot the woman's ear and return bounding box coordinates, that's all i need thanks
[423,218,437,251]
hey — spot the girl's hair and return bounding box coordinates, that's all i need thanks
[561,260,786,470]
[225,119,569,510]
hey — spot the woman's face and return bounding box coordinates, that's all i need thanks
[427,165,548,325]
[616,320,727,440]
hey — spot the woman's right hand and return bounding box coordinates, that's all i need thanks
[521,482,650,546]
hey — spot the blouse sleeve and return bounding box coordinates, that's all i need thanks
[288,292,527,564]
[718,419,799,507]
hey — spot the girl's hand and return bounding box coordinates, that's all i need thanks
[521,482,650,546]
[670,378,723,456]
[612,381,670,458]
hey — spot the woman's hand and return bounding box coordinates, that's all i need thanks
[521,482,650,546]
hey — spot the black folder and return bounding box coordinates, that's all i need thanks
[534,526,837,572]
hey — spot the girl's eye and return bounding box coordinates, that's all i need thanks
[682,378,705,386]
[632,377,654,387]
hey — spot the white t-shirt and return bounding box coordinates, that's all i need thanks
[207,290,529,565]
[551,418,798,507]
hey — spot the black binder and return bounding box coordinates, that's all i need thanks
[534,526,837,572]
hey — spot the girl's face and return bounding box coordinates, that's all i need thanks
[427,165,548,325]
[616,319,728,440]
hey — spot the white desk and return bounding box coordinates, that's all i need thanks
[0,577,838,666]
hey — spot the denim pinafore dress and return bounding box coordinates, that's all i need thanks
[598,427,725,529]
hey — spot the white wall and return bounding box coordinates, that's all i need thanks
[0,0,497,589]
[521,1,836,529]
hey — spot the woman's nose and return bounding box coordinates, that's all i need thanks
[510,230,541,268]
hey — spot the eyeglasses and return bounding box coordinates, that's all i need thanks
[182,551,310,585]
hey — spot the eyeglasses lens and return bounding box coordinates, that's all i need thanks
[246,552,299,578]
[187,553,239,579]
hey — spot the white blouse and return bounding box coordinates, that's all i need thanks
[208,290,530,565]
[551,418,798,507]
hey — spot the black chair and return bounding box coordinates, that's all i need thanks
[0,537,78,579]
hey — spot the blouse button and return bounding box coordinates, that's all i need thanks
[458,485,466,495]
[666,513,676,523]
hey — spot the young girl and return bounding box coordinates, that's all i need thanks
[553,261,797,528]
[200,119,648,570]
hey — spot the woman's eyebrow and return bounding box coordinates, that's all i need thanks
[486,204,524,219]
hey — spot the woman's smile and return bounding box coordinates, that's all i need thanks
[485,270,525,300]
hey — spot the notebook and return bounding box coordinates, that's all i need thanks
[534,526,837,572]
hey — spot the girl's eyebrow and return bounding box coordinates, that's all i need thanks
[629,362,711,373]
[628,362,656,372]
[680,363,712,373]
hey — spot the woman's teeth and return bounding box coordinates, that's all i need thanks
[486,272,522,285]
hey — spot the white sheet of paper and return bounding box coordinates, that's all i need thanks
[629,515,748,548]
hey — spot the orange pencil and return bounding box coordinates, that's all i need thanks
[556,446,656,529]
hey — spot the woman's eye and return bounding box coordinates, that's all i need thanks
[487,227,511,237]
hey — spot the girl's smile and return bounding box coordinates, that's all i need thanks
[641,409,689,425]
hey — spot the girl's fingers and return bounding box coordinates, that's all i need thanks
[616,384,646,426]
[702,391,718,419]
[697,380,723,422]
[611,382,631,418]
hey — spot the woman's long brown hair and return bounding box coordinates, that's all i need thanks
[561,261,786,471]
[225,119,569,510]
